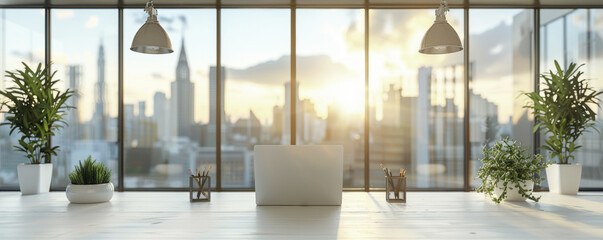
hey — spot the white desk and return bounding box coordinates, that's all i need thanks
[1,192,602,239]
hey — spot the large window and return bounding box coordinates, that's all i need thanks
[221,9,290,189]
[51,9,119,188]
[368,9,464,189]
[540,9,603,188]
[1,4,602,191]
[123,9,216,188]
[0,9,45,188]
[297,9,365,188]
[468,9,534,187]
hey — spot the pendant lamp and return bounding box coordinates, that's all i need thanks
[419,0,463,54]
[131,0,173,54]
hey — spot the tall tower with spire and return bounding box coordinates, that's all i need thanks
[171,37,195,138]
[92,39,107,140]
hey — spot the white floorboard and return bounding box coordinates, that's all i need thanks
[1,191,602,239]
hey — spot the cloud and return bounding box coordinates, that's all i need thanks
[179,15,187,30]
[86,16,99,28]
[55,10,74,19]
[345,10,538,85]
[469,11,536,81]
[134,13,188,33]
[225,55,356,89]
[10,50,32,60]
[469,22,513,79]
[196,69,208,79]
[219,10,531,90]
[346,10,463,70]
[152,72,166,80]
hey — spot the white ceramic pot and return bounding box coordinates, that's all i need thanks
[494,180,534,202]
[17,163,53,195]
[66,183,114,204]
[546,163,582,195]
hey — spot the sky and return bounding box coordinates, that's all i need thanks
[0,8,566,126]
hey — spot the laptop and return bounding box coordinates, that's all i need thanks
[254,145,343,206]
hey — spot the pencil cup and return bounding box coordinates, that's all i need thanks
[190,176,211,202]
[386,176,406,203]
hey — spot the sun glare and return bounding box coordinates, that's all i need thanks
[332,82,364,115]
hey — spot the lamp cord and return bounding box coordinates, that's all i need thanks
[435,0,449,23]
[145,0,158,21]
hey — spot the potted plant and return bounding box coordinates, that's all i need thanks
[66,156,114,204]
[523,60,602,194]
[0,62,73,195]
[476,137,546,203]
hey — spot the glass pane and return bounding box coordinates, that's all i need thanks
[539,11,566,189]
[541,9,603,188]
[221,9,290,189]
[565,10,588,65]
[468,9,534,188]
[586,9,603,187]
[124,9,216,188]
[51,9,119,188]
[0,9,45,188]
[368,9,465,189]
[541,16,565,71]
[296,9,365,188]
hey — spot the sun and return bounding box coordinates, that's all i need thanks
[332,82,364,115]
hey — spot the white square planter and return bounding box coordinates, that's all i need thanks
[494,180,534,202]
[17,163,53,195]
[546,163,581,195]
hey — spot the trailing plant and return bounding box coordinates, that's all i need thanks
[523,60,602,164]
[0,62,73,164]
[476,137,546,204]
[69,156,112,185]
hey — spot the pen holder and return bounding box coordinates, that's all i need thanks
[190,176,211,202]
[386,176,406,203]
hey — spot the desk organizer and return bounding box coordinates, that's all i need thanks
[189,176,211,202]
[386,176,406,203]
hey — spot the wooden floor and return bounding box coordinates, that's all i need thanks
[1,191,603,239]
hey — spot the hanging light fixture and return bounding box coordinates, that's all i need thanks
[130,0,173,54]
[419,0,463,54]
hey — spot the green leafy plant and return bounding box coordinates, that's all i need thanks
[69,156,112,185]
[0,62,73,164]
[476,137,546,203]
[523,60,602,164]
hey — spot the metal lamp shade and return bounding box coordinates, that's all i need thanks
[419,21,463,54]
[130,20,173,54]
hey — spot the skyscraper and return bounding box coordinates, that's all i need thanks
[153,92,170,139]
[171,37,195,138]
[270,105,283,143]
[416,66,432,188]
[512,10,534,153]
[282,82,301,144]
[383,84,401,128]
[300,99,317,143]
[124,104,135,147]
[65,65,82,142]
[92,40,107,140]
[208,66,226,146]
